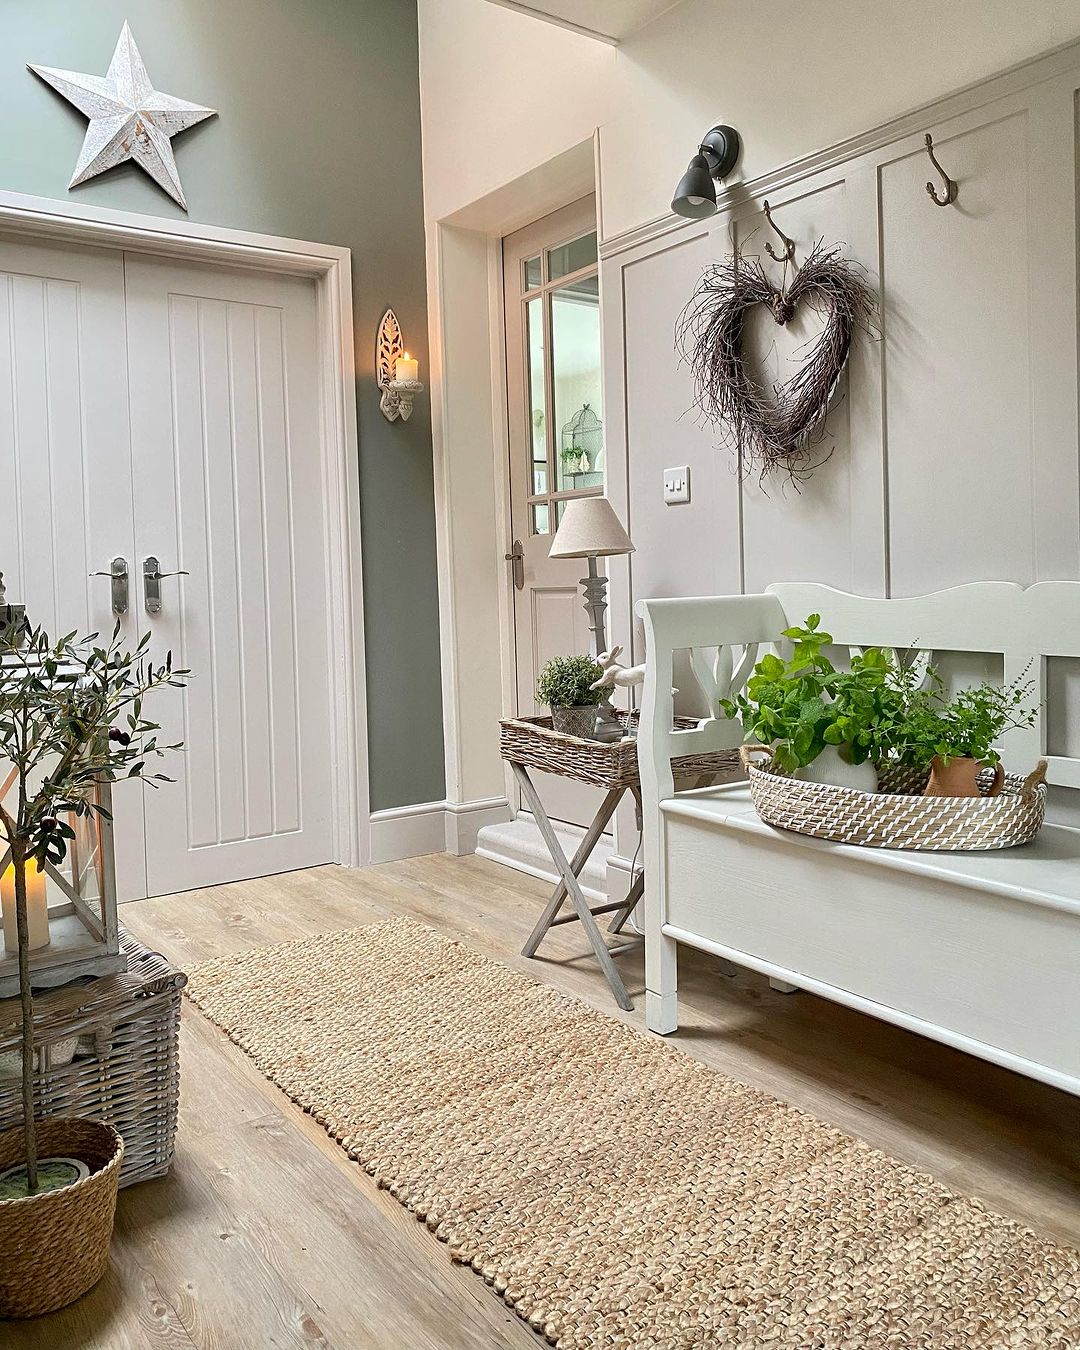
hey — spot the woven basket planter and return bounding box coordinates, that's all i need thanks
[740,746,1048,851]
[0,1116,123,1318]
[501,711,739,790]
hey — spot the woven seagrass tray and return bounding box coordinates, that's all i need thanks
[740,746,1048,851]
[500,711,739,790]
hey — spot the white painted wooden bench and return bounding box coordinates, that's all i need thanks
[636,582,1080,1097]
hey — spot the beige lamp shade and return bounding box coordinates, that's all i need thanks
[548,497,634,559]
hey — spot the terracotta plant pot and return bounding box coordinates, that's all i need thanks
[0,1117,123,1318]
[550,705,599,740]
[923,755,1005,798]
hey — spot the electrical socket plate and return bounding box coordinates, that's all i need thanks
[663,465,690,504]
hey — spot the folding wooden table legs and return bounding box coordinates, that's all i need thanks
[512,761,642,1011]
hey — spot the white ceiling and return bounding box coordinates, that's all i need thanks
[479,0,684,44]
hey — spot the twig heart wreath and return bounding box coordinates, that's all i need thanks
[676,240,877,484]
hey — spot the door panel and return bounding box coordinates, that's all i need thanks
[0,236,146,900]
[527,578,602,826]
[125,255,334,895]
[504,196,606,829]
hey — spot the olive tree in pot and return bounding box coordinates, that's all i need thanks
[537,654,610,740]
[0,623,185,1319]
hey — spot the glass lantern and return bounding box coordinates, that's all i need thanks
[0,612,123,997]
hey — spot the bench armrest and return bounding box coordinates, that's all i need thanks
[635,593,787,805]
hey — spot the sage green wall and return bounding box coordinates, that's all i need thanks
[0,0,444,813]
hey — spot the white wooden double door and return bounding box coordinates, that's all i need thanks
[0,235,335,899]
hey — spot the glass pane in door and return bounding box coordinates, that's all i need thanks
[551,273,603,494]
[526,296,547,495]
[547,231,598,282]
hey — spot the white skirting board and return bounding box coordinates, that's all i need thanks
[368,797,512,865]
[445,796,512,855]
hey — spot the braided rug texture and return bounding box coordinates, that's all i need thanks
[186,918,1080,1349]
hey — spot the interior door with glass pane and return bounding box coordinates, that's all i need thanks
[503,197,606,829]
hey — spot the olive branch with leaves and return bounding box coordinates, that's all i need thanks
[0,622,187,1195]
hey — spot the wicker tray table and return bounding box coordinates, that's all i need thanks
[500,711,738,1009]
[0,930,186,1188]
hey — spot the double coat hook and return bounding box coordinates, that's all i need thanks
[923,133,958,206]
[762,200,796,264]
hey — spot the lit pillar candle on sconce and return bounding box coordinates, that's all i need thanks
[377,309,424,422]
[1,860,50,955]
[394,351,419,384]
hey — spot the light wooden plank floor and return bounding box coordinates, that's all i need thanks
[8,854,1080,1348]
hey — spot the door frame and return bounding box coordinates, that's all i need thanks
[425,137,634,869]
[502,195,607,830]
[0,188,370,878]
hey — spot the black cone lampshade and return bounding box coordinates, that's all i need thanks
[671,154,717,219]
[671,124,741,220]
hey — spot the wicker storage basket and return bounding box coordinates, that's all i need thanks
[740,746,1048,851]
[0,1116,123,1317]
[0,932,186,1188]
[501,710,739,790]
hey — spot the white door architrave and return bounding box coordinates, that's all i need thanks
[0,189,369,888]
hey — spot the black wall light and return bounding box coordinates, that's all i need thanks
[671,125,741,219]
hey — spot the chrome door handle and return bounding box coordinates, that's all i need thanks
[89,557,129,615]
[143,557,189,614]
[504,539,525,591]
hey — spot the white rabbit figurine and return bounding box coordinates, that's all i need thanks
[591,645,645,691]
[591,646,677,695]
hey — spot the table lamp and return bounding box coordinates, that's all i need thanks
[548,497,634,741]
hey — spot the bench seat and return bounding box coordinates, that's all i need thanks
[658,782,1080,1094]
[664,783,1080,914]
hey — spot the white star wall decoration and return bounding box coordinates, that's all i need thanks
[29,22,216,211]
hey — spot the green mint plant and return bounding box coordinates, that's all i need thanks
[536,654,608,709]
[720,614,907,773]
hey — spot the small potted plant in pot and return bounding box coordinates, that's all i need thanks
[0,621,185,1319]
[893,665,1037,797]
[721,615,908,791]
[537,654,609,740]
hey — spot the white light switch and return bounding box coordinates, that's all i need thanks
[663,465,690,505]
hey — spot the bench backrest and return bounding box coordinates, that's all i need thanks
[636,581,1080,807]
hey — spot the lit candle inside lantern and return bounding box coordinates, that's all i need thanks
[1,859,50,955]
[395,351,419,383]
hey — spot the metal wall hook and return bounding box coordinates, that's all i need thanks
[762,200,796,264]
[923,133,958,206]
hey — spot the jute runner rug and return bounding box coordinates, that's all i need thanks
[186,918,1080,1349]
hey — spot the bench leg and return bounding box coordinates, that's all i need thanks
[769,978,799,994]
[645,930,678,1034]
[645,986,678,1035]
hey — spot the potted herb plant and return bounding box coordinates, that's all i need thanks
[720,615,908,791]
[0,621,185,1319]
[892,664,1037,797]
[537,654,609,740]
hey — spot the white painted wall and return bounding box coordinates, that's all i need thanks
[417,0,1080,844]
[419,0,1080,241]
